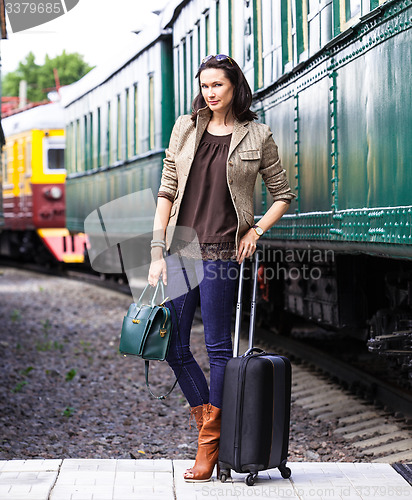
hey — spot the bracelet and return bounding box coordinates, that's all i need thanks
[151,240,166,249]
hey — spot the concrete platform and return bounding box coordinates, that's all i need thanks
[0,459,411,500]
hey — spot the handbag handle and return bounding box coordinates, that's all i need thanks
[144,299,184,400]
[136,280,166,308]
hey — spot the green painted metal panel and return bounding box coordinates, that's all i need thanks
[259,97,297,216]
[256,0,412,257]
[66,152,164,233]
[298,78,331,212]
[337,28,412,209]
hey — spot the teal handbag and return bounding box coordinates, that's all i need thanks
[120,281,171,361]
[120,280,181,399]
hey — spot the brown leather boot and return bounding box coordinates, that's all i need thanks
[184,404,205,476]
[184,403,221,482]
[189,405,204,432]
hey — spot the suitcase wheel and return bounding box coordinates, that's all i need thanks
[219,470,230,483]
[245,473,258,486]
[219,465,231,483]
[279,465,291,479]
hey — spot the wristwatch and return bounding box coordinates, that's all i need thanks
[252,224,264,237]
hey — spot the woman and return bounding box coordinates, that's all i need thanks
[148,54,295,482]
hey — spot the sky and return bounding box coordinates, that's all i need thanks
[1,0,170,76]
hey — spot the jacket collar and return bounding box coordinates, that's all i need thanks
[194,105,250,159]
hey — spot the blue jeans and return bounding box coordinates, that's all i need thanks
[164,258,240,409]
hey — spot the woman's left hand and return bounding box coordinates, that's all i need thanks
[237,229,260,264]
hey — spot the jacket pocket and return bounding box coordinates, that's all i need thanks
[239,150,261,161]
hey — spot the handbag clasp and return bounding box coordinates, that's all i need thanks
[160,329,166,337]
[132,319,141,324]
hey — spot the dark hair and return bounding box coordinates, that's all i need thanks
[190,55,258,124]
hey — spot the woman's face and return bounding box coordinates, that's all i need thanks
[200,68,234,116]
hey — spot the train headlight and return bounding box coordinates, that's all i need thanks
[44,186,63,200]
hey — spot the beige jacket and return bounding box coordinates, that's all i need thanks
[159,106,296,253]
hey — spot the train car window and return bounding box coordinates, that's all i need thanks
[149,75,155,150]
[97,109,101,168]
[43,136,66,173]
[189,33,194,103]
[76,119,80,173]
[296,0,309,58]
[65,124,70,174]
[133,84,139,156]
[243,0,253,69]
[281,0,293,71]
[48,149,64,170]
[216,0,220,53]
[309,0,317,12]
[205,11,210,55]
[25,141,32,177]
[107,101,111,166]
[84,115,89,170]
[253,0,264,89]
[182,38,188,114]
[338,0,361,33]
[228,0,233,57]
[175,46,180,116]
[125,89,129,160]
[89,112,94,170]
[117,94,122,161]
[196,21,201,69]
[347,0,361,19]
[2,149,7,184]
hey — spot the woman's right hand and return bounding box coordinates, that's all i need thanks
[148,249,167,287]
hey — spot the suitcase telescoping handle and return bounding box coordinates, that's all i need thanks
[233,249,260,357]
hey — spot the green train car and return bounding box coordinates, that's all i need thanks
[251,0,412,372]
[63,0,411,381]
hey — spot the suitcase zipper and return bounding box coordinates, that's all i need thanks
[234,355,249,471]
[234,354,261,472]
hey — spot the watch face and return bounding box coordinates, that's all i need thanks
[255,226,264,236]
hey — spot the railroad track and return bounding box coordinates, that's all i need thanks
[3,259,412,463]
[251,330,412,464]
[291,364,412,463]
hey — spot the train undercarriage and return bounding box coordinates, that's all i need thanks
[255,243,412,388]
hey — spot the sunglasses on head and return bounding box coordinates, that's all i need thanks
[199,54,233,69]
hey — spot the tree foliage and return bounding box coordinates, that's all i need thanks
[2,51,93,102]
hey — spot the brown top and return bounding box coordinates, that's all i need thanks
[175,129,237,243]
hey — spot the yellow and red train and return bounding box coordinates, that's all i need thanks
[0,102,86,264]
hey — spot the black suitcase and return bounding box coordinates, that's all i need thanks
[218,250,292,486]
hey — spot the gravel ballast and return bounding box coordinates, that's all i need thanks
[0,266,361,462]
